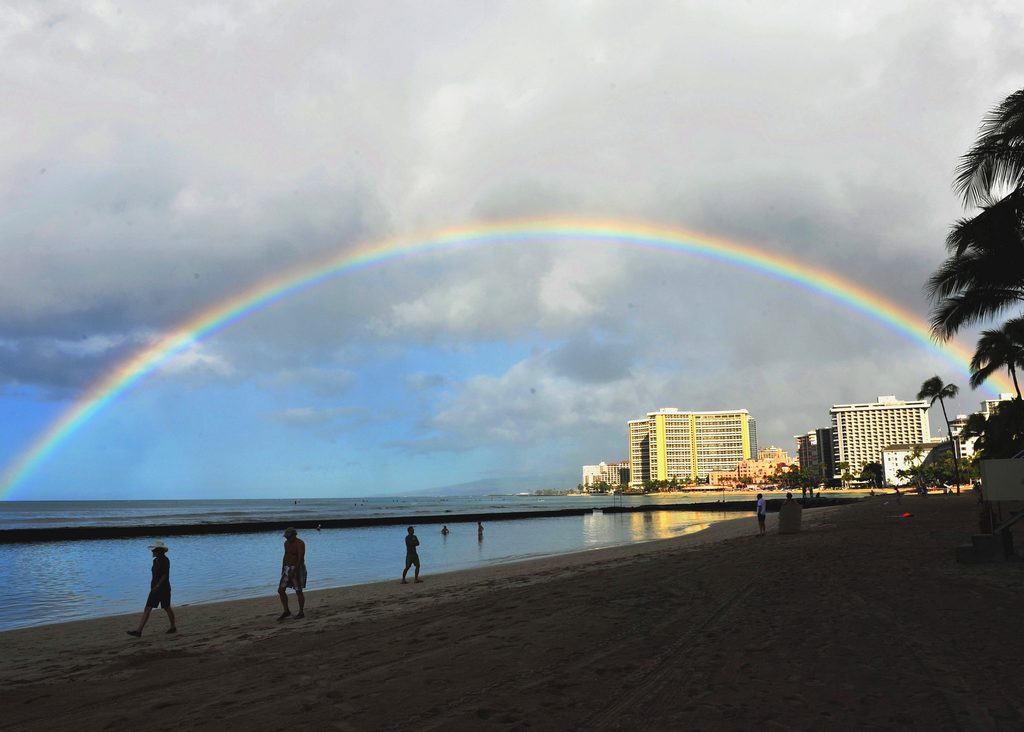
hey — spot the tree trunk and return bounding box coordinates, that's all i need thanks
[938,397,962,494]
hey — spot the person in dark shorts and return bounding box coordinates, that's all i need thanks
[127,541,176,637]
[278,527,306,620]
[402,526,421,584]
[755,493,767,536]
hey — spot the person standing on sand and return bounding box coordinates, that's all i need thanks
[756,493,767,536]
[277,527,306,620]
[127,541,176,637]
[402,526,422,583]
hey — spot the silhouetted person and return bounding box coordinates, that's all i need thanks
[402,526,421,583]
[277,527,306,620]
[127,541,176,637]
[755,493,766,536]
[441,525,450,536]
[477,521,484,541]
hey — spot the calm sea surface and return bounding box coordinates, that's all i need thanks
[0,493,862,632]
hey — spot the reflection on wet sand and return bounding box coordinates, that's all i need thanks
[582,510,727,545]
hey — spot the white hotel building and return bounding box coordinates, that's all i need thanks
[829,395,930,478]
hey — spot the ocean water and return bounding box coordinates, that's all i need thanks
[0,495,757,632]
[0,501,745,634]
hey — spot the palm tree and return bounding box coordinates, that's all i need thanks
[954,88,1024,207]
[929,88,1024,339]
[928,190,1024,337]
[917,376,963,493]
[969,316,1024,399]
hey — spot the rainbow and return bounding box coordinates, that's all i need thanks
[0,218,1008,498]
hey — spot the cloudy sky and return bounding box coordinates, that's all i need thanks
[2,1,1023,500]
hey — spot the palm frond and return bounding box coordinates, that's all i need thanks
[929,292,1024,339]
[954,89,1024,207]
[943,190,1024,256]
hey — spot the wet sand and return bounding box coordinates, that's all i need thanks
[3,494,1023,730]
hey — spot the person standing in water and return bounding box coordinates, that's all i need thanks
[277,527,306,620]
[402,526,422,583]
[127,541,176,637]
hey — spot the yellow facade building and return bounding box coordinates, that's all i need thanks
[628,407,756,487]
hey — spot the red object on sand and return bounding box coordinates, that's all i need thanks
[902,512,912,518]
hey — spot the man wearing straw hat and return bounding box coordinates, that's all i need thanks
[277,527,306,620]
[126,541,176,637]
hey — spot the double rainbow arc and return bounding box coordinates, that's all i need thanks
[0,218,1004,498]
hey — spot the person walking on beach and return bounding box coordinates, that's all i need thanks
[127,541,176,637]
[402,526,422,583]
[277,527,306,620]
[755,493,767,536]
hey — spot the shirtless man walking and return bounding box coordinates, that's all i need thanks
[277,527,306,620]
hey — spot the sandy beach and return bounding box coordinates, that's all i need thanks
[4,494,1023,731]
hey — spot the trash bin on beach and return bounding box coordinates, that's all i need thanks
[778,500,802,534]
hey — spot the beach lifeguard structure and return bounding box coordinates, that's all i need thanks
[956,455,1024,563]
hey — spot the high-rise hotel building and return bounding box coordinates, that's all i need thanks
[794,427,835,480]
[829,395,930,478]
[629,408,756,486]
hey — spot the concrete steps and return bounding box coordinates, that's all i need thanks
[956,530,1017,564]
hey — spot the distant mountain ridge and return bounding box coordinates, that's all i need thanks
[413,475,571,496]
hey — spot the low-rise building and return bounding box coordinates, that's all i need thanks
[708,470,740,487]
[881,440,943,486]
[707,447,793,486]
[737,447,793,484]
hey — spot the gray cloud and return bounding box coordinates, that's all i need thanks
[546,333,634,383]
[0,334,147,394]
[2,0,1021,467]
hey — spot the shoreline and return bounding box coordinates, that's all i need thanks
[2,509,783,639]
[1,511,762,636]
[7,495,1018,729]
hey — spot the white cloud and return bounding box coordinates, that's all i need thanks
[429,353,658,446]
[160,343,235,377]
